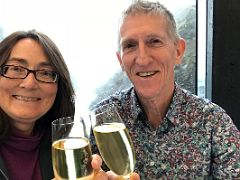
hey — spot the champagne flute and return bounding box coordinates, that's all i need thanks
[90,104,135,179]
[52,116,94,180]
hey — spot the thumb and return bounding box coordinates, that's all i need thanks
[130,172,140,180]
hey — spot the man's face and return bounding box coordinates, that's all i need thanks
[117,14,185,100]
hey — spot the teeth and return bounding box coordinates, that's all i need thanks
[14,95,39,102]
[138,71,155,77]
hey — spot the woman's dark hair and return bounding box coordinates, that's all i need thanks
[0,30,75,140]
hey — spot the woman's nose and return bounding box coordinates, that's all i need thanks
[19,73,39,89]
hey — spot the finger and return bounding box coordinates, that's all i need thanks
[106,171,118,180]
[130,172,140,180]
[94,170,108,180]
[107,171,140,180]
[106,171,125,180]
[91,154,103,170]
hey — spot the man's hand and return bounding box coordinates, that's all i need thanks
[107,171,140,180]
[92,154,140,180]
[54,154,139,180]
[91,154,108,179]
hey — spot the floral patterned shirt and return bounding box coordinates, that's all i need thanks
[91,84,240,179]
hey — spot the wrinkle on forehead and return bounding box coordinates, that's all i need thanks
[119,14,170,45]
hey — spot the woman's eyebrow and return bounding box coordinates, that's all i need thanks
[7,57,28,65]
[7,57,53,68]
[38,61,52,67]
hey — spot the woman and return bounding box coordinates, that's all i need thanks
[0,30,108,180]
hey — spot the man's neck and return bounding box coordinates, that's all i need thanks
[137,85,175,128]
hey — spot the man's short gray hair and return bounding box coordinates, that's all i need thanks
[118,0,180,50]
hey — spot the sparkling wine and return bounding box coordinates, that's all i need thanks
[93,123,135,176]
[52,138,93,180]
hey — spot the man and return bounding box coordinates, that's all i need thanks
[91,1,240,179]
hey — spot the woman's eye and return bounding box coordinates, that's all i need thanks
[11,66,23,72]
[40,71,54,77]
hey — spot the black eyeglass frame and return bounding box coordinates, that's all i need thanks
[0,65,59,83]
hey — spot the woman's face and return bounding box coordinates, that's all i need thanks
[0,38,58,135]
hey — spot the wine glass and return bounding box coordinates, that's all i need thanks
[51,116,93,180]
[90,104,136,179]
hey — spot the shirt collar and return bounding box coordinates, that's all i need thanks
[129,83,188,127]
[129,88,142,121]
[166,83,188,126]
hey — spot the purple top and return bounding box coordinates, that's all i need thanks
[0,126,43,180]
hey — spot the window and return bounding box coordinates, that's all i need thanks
[0,0,198,112]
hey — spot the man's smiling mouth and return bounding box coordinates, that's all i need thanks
[137,71,157,77]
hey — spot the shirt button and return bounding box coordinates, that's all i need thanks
[150,161,155,166]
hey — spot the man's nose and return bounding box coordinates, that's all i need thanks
[136,43,150,65]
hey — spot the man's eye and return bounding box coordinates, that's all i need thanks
[148,38,161,45]
[123,43,136,50]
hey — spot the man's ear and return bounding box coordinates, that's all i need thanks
[175,38,186,65]
[116,51,124,71]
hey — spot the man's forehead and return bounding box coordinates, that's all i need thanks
[119,15,167,40]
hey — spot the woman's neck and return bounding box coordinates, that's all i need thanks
[10,122,35,136]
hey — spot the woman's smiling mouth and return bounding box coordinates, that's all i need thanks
[13,95,41,102]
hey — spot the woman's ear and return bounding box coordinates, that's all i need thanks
[175,38,186,65]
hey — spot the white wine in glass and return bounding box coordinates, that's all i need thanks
[91,104,135,179]
[52,116,94,180]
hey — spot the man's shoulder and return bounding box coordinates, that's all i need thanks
[93,87,135,107]
[176,85,227,115]
[172,86,235,131]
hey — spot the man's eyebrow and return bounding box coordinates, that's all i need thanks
[121,38,137,46]
[145,34,163,39]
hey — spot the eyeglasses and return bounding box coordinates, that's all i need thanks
[0,65,59,83]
